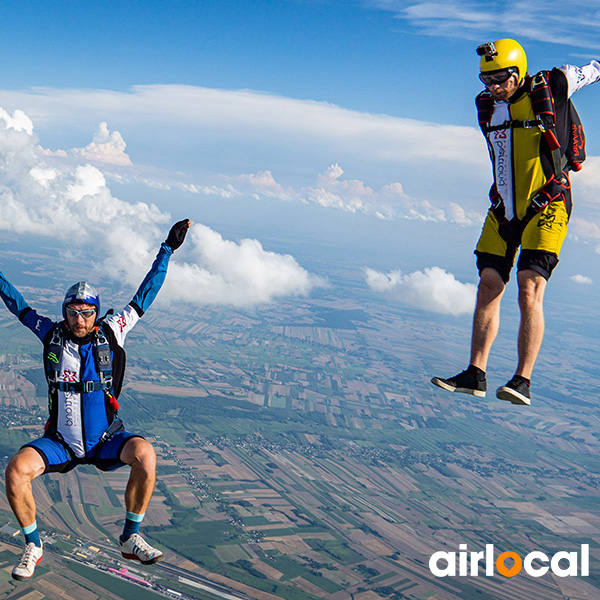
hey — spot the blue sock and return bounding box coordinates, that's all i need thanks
[121,511,145,542]
[22,522,41,547]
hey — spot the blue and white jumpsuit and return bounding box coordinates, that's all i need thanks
[0,242,174,472]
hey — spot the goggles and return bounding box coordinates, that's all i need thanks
[65,307,97,319]
[479,68,517,86]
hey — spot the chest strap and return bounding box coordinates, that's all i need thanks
[482,118,542,133]
[477,72,563,179]
[48,380,113,393]
[45,322,114,394]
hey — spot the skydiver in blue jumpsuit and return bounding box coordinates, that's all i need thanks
[1,219,191,580]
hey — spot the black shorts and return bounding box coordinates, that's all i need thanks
[475,249,559,284]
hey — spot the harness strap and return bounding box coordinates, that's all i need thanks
[490,175,567,238]
[44,428,80,463]
[91,418,126,464]
[521,175,568,227]
[477,72,563,178]
[477,72,569,231]
[95,325,112,386]
[488,185,507,225]
[98,418,125,444]
[44,322,114,393]
[529,71,563,179]
[45,326,65,383]
[482,118,542,133]
[49,380,113,393]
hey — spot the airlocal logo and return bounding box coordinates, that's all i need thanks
[429,544,589,578]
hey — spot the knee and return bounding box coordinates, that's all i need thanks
[5,450,40,487]
[5,458,18,485]
[123,439,156,473]
[517,272,546,310]
[518,286,543,311]
[477,268,505,300]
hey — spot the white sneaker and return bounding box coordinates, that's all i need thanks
[12,542,43,581]
[120,533,163,565]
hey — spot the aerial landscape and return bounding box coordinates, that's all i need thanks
[0,242,598,600]
[1,2,600,600]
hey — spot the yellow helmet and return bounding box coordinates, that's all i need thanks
[477,39,527,84]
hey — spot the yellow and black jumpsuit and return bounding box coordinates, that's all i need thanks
[475,64,598,282]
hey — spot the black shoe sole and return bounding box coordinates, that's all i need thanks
[496,386,531,405]
[431,377,486,398]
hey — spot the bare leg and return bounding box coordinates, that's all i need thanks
[118,438,163,563]
[5,448,46,528]
[515,269,547,379]
[120,437,157,515]
[469,268,506,371]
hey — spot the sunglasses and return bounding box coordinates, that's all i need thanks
[65,307,97,319]
[479,68,516,86]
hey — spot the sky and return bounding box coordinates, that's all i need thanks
[1,0,600,316]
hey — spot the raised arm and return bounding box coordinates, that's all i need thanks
[0,272,55,341]
[0,272,29,319]
[129,219,192,316]
[103,219,192,345]
[560,61,600,97]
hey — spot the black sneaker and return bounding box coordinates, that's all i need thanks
[496,376,531,405]
[431,369,486,397]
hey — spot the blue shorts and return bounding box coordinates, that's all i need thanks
[23,431,142,474]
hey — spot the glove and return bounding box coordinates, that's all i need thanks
[165,219,192,251]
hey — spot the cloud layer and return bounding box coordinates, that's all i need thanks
[0,109,322,307]
[371,1,600,49]
[0,85,494,227]
[365,266,476,316]
[0,85,485,168]
[229,164,484,224]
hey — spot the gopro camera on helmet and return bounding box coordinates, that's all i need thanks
[476,42,498,61]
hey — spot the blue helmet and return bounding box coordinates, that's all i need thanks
[63,281,100,319]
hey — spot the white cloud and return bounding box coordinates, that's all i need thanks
[562,164,600,251]
[0,108,33,134]
[570,274,593,285]
[163,226,325,306]
[70,121,132,166]
[0,108,322,307]
[570,216,600,241]
[369,1,600,49]
[306,164,376,214]
[573,158,600,207]
[365,266,476,316]
[175,182,238,198]
[446,202,483,226]
[0,84,492,225]
[230,164,484,224]
[235,170,294,201]
[0,85,486,168]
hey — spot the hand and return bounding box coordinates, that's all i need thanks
[165,219,193,251]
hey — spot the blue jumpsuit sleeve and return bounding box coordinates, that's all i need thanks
[129,242,173,315]
[0,271,29,318]
[0,271,55,342]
